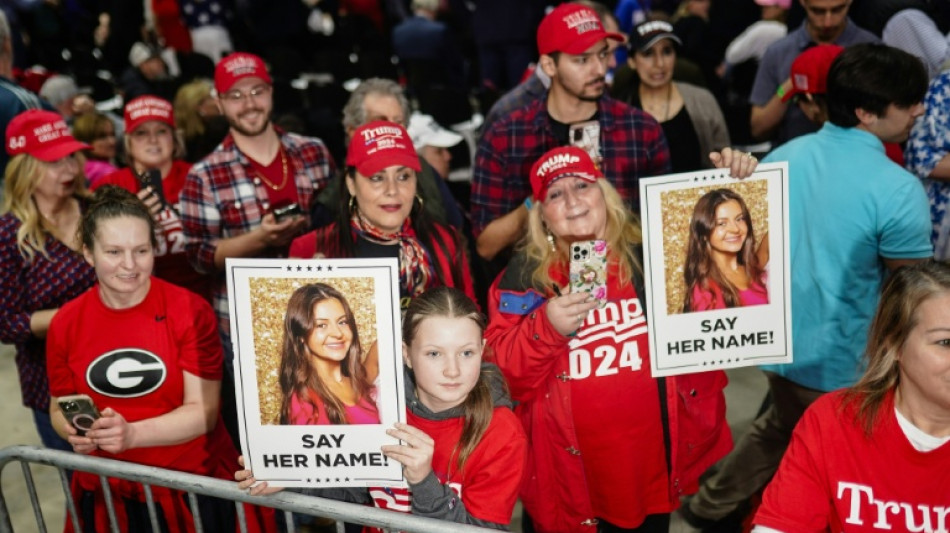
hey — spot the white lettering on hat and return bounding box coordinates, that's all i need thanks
[360,125,405,142]
[563,11,601,34]
[637,20,673,37]
[8,136,25,150]
[538,153,581,176]
[128,107,171,120]
[224,55,259,76]
[792,73,810,92]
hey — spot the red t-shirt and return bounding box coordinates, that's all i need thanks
[553,263,669,527]
[47,278,232,475]
[247,147,299,210]
[755,390,950,532]
[94,162,212,301]
[369,406,527,526]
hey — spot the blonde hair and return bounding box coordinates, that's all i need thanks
[523,179,642,293]
[1,153,89,262]
[174,79,214,139]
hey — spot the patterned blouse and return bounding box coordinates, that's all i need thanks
[0,212,96,410]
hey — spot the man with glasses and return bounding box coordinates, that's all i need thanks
[179,52,335,443]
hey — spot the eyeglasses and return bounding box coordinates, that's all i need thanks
[220,84,272,103]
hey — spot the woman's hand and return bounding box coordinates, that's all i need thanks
[709,147,759,179]
[546,291,599,336]
[235,456,283,496]
[381,423,434,485]
[61,423,98,455]
[86,408,136,454]
[136,187,163,218]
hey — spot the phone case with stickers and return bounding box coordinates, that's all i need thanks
[569,239,608,307]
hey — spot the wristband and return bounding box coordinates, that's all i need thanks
[524,197,533,210]
[776,84,787,99]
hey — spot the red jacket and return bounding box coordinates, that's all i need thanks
[485,251,732,532]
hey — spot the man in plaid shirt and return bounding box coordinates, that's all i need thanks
[472,2,670,261]
[179,52,335,443]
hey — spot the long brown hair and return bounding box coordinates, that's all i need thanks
[402,286,496,475]
[682,188,764,311]
[278,283,376,424]
[843,260,949,435]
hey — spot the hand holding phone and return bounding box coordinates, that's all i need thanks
[139,168,166,207]
[272,203,302,222]
[570,240,608,308]
[58,394,101,436]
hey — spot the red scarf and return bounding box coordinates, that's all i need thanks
[350,212,432,298]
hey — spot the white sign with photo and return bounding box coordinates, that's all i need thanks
[638,163,792,377]
[227,257,406,488]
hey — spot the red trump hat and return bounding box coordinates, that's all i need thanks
[537,3,624,56]
[215,52,272,94]
[124,95,175,133]
[6,109,89,161]
[346,121,421,177]
[784,44,844,102]
[530,145,603,200]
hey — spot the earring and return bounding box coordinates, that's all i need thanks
[415,194,424,209]
[348,196,357,214]
[546,230,556,252]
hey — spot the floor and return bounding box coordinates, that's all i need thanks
[0,342,768,532]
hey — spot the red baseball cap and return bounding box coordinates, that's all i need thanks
[6,109,89,162]
[783,44,844,102]
[530,146,603,200]
[124,95,175,134]
[214,52,273,94]
[346,121,421,177]
[537,3,625,56]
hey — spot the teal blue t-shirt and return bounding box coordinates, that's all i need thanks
[761,123,932,391]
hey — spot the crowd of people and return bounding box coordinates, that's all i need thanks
[1,0,949,532]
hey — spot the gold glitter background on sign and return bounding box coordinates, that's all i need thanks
[660,180,769,315]
[248,277,378,425]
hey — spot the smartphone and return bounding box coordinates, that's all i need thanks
[272,203,302,222]
[57,394,101,437]
[139,168,166,207]
[568,120,602,166]
[570,239,608,308]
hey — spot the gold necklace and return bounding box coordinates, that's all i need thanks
[254,147,289,190]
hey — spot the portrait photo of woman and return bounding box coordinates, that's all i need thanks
[682,188,769,313]
[278,283,380,426]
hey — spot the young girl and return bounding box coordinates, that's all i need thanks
[238,287,527,530]
[279,283,379,425]
[682,188,768,312]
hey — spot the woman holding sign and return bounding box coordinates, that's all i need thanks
[289,121,474,310]
[485,146,756,532]
[279,282,379,425]
[682,188,768,312]
[239,287,526,530]
[753,261,950,531]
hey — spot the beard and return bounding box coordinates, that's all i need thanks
[225,107,272,137]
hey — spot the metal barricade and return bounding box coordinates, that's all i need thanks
[0,445,497,533]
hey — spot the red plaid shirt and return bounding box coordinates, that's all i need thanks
[471,95,670,235]
[180,129,336,337]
